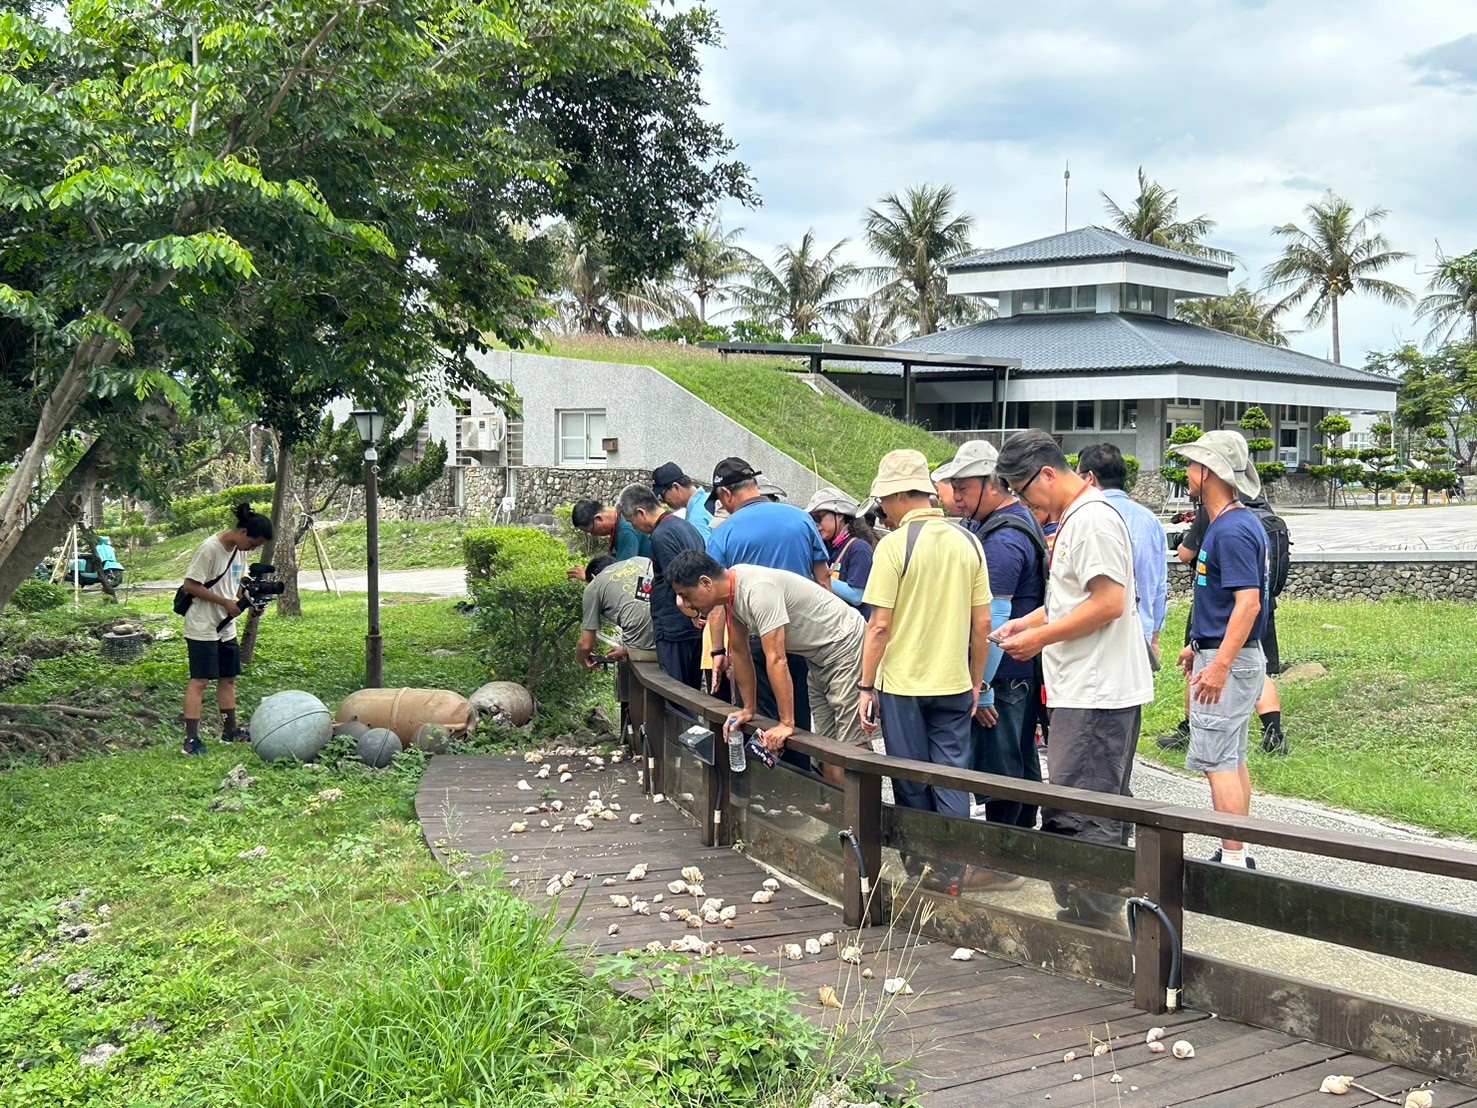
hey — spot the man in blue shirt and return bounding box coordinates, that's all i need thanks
[651,462,714,541]
[1077,444,1168,662]
[939,439,1048,832]
[1170,431,1269,870]
[618,485,706,689]
[704,457,830,735]
[569,499,652,581]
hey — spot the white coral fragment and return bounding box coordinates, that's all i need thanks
[751,889,774,904]
[1171,1040,1194,1059]
[951,947,973,961]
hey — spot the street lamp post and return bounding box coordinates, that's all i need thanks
[351,409,387,688]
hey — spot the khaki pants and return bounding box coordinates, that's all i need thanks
[806,643,866,748]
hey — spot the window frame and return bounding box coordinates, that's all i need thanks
[556,408,609,467]
[1051,399,1140,433]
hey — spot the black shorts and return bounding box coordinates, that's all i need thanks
[188,638,241,681]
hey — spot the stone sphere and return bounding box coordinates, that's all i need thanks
[334,717,370,741]
[470,681,534,726]
[250,691,332,764]
[356,726,403,769]
[411,722,453,754]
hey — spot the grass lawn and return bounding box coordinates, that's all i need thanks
[0,593,893,1107]
[1142,598,1477,840]
[550,335,953,497]
[122,519,472,584]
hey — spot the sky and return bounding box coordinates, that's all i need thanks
[697,1,1477,365]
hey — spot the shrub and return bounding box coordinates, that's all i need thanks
[167,484,276,535]
[646,316,731,345]
[11,579,68,612]
[730,319,785,344]
[108,523,164,551]
[464,527,588,707]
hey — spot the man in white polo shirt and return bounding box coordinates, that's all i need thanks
[994,431,1154,932]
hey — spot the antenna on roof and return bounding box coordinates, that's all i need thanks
[1063,161,1071,232]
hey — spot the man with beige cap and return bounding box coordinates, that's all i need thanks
[859,449,1002,894]
[1169,429,1270,869]
[936,439,1049,828]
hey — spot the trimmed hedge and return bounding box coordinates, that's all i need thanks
[463,527,589,708]
[167,484,276,535]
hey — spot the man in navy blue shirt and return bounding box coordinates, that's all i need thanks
[617,485,706,689]
[939,440,1048,830]
[704,457,830,732]
[1170,431,1269,870]
[569,499,652,581]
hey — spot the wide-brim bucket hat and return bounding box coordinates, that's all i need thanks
[932,439,999,482]
[1171,430,1262,499]
[870,449,937,499]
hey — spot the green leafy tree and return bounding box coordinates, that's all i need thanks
[729,319,785,344]
[1101,168,1236,262]
[1409,427,1460,505]
[1178,285,1291,346]
[861,183,986,336]
[1379,343,1477,470]
[1306,413,1363,508]
[1263,192,1413,364]
[1239,406,1286,488]
[1159,424,1204,491]
[1358,419,1404,506]
[0,0,752,607]
[731,230,860,338]
[1416,248,1477,347]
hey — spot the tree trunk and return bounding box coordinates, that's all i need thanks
[0,440,109,613]
[1330,296,1341,364]
[248,425,265,473]
[240,435,297,667]
[697,290,707,324]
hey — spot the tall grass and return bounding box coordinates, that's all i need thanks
[551,335,953,498]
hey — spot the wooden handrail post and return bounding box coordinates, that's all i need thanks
[1133,825,1185,1014]
[842,767,882,928]
[641,682,664,797]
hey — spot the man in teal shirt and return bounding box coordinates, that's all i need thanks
[568,499,652,581]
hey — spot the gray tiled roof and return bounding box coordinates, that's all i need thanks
[949,226,1235,275]
[865,313,1398,389]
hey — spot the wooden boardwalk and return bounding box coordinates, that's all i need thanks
[416,754,1473,1106]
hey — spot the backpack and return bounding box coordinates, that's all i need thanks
[1243,498,1292,598]
[974,512,1049,572]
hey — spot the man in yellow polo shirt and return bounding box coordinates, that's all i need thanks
[859,450,998,893]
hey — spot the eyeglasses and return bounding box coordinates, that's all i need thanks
[1011,468,1045,499]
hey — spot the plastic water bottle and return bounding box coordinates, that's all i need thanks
[726,716,747,772]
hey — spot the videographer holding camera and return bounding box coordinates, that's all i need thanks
[177,503,273,755]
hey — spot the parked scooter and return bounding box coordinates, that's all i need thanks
[36,534,125,595]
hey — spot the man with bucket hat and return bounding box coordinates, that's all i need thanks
[936,439,1048,828]
[858,450,1005,893]
[1169,429,1270,869]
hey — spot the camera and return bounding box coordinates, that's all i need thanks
[216,562,286,630]
[239,562,286,614]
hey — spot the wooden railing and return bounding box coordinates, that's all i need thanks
[622,661,1477,1085]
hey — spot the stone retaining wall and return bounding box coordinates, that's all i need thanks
[1168,553,1477,602]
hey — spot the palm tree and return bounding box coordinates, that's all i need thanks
[862,183,981,336]
[1177,284,1291,346]
[1101,168,1236,262]
[730,230,860,338]
[835,299,904,347]
[545,222,687,335]
[1415,247,1477,346]
[679,217,752,324]
[1263,192,1413,364]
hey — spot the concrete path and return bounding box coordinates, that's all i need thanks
[1271,503,1477,551]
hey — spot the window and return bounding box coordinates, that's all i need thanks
[1124,284,1157,313]
[1052,399,1139,433]
[557,409,608,466]
[1017,285,1098,313]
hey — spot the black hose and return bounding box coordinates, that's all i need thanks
[1124,895,1183,1010]
[838,828,871,896]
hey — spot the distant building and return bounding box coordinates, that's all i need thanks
[799,227,1400,468]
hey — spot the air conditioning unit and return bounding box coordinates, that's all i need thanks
[460,412,507,453]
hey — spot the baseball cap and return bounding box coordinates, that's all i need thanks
[705,457,761,512]
[651,462,690,496]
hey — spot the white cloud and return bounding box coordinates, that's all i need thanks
[700,0,1477,362]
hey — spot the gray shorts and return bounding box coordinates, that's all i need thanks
[1186,645,1265,773]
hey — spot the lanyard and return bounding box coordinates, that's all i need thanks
[724,568,740,626]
